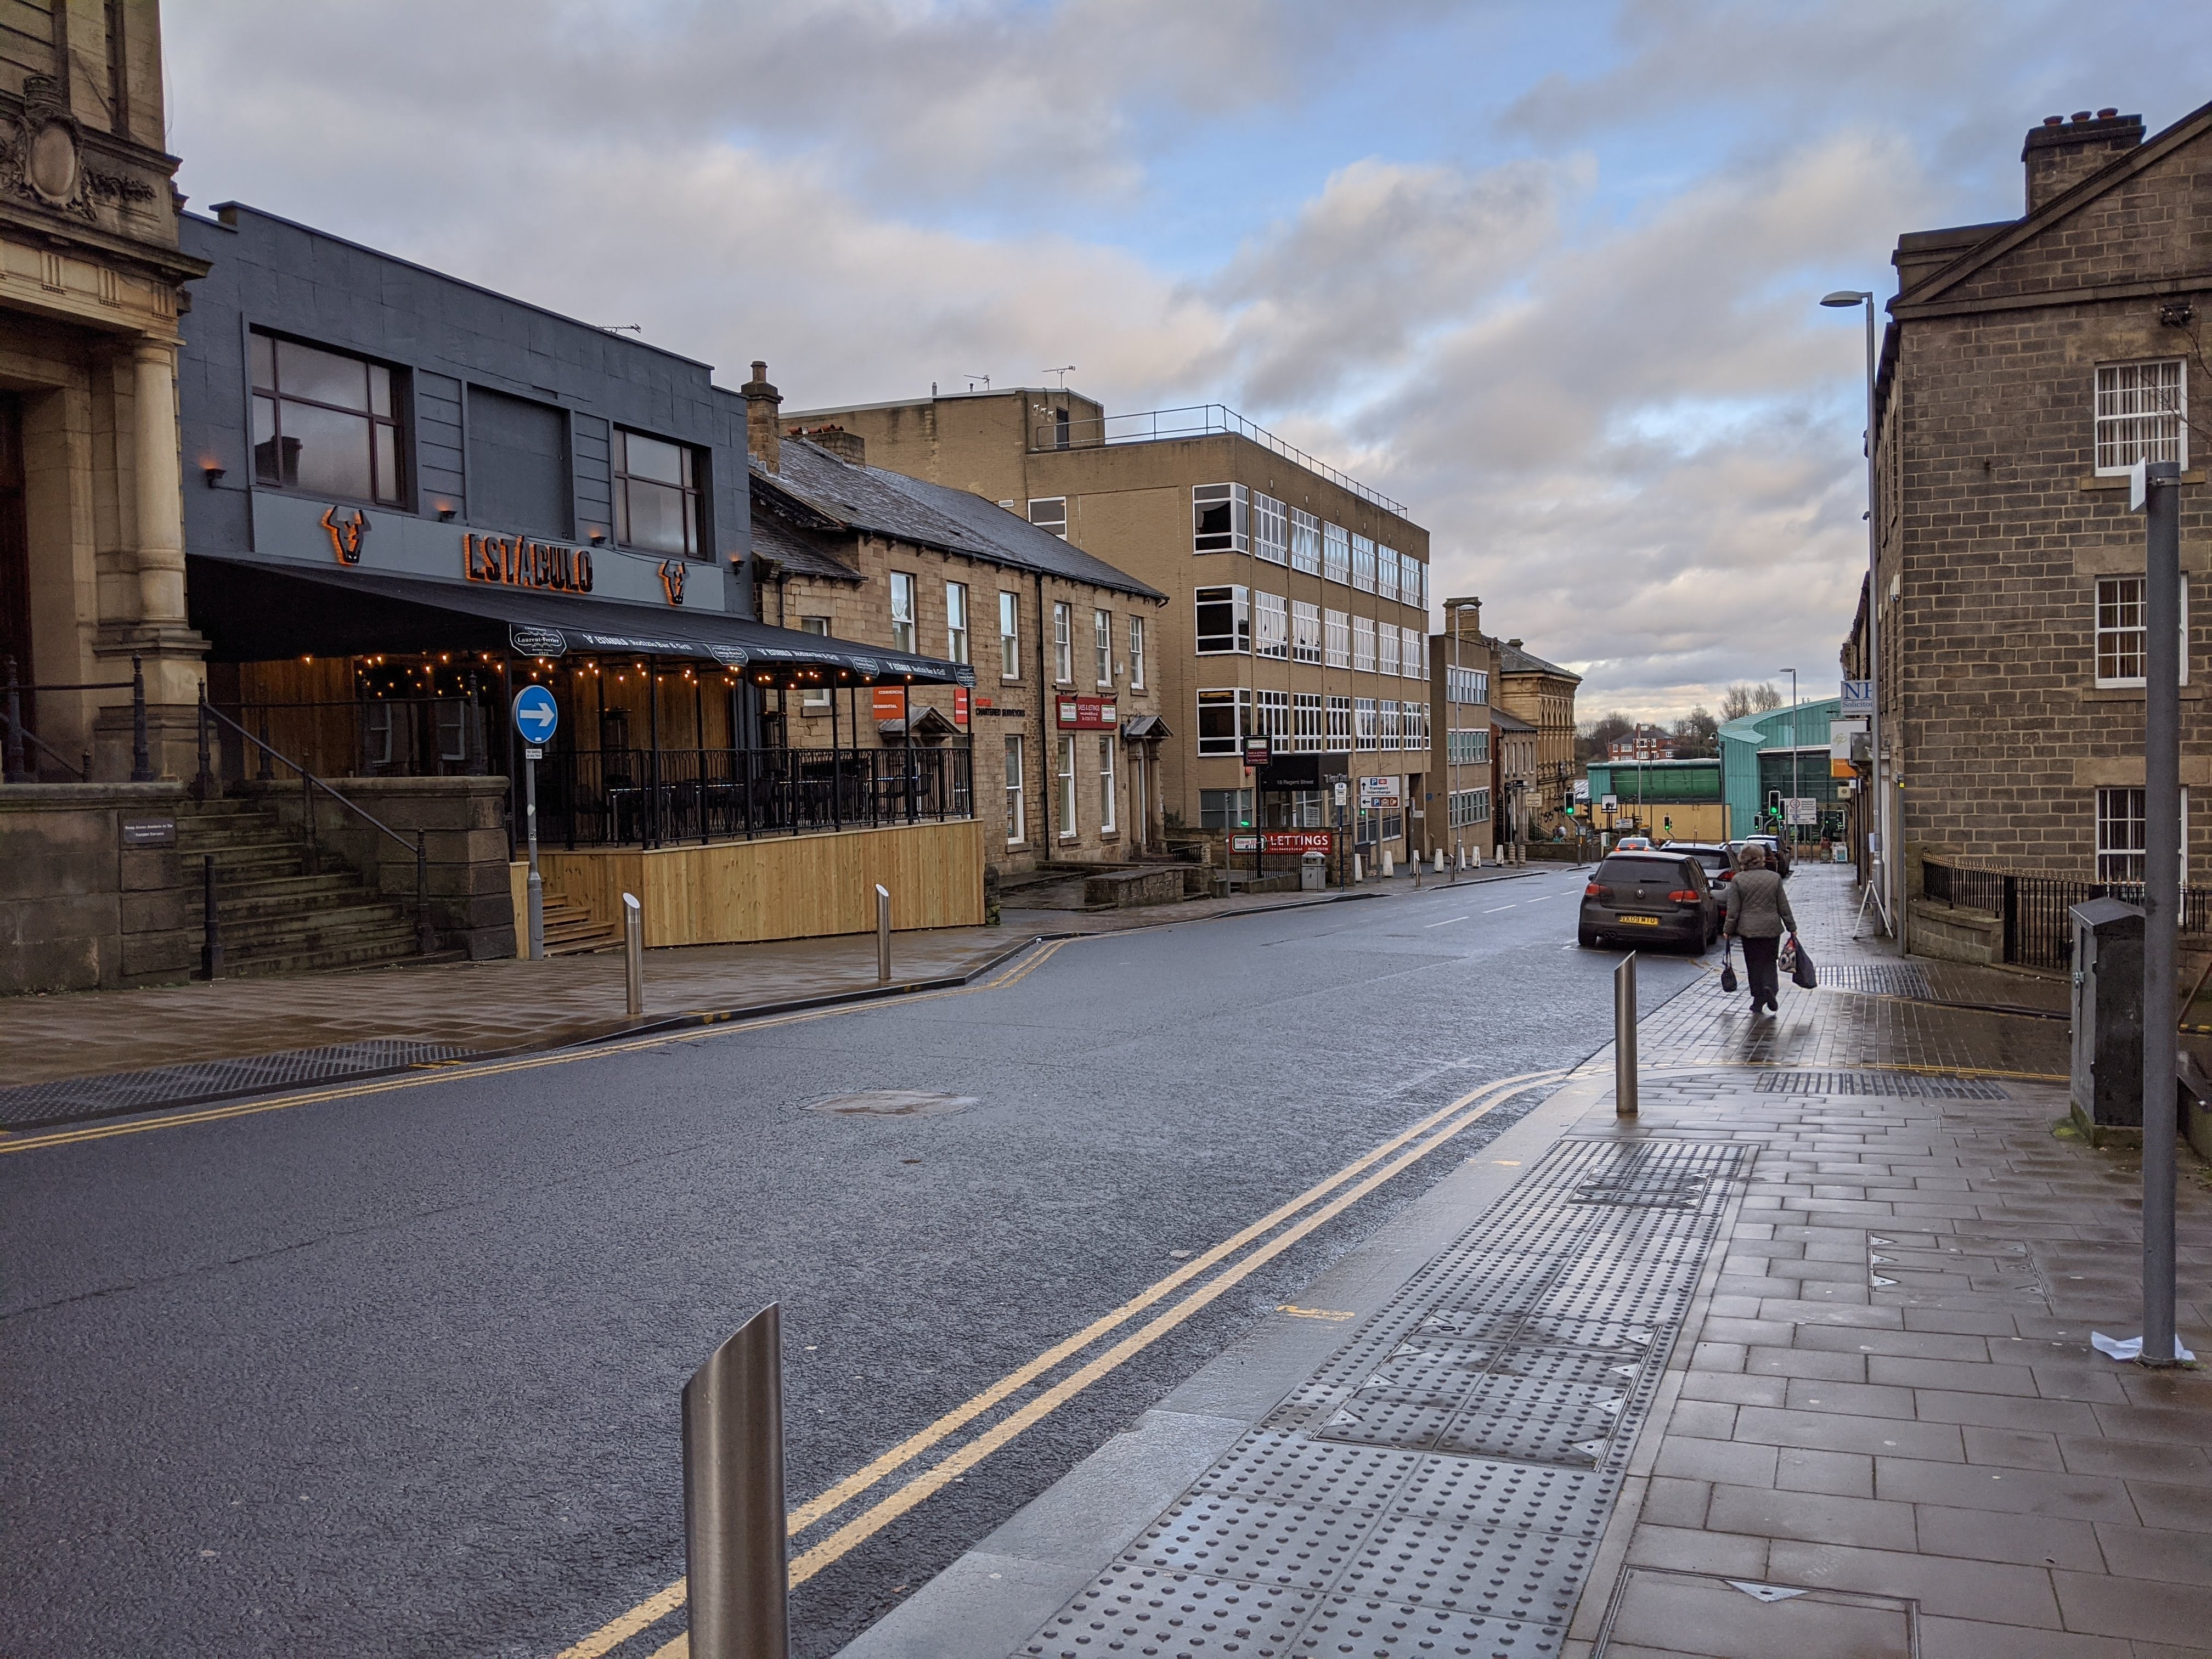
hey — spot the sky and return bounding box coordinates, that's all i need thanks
[164,1,2212,724]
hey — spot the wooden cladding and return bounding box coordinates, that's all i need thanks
[523,817,985,952]
[465,531,594,594]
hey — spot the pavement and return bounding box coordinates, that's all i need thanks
[0,861,1547,1121]
[838,865,2211,1659]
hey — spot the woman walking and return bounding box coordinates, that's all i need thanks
[1724,844,1796,1015]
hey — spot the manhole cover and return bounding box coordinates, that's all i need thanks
[804,1090,975,1118]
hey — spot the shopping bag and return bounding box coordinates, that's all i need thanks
[1790,934,1818,989]
[1777,936,1798,978]
[1720,939,1738,994]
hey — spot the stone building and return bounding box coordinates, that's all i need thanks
[1848,98,2212,955]
[1492,707,1539,844]
[1489,637,1581,832]
[0,2,208,779]
[775,388,1434,866]
[743,388,1167,873]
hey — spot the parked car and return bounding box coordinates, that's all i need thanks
[1672,842,1739,894]
[1615,834,1654,850]
[1578,851,1720,951]
[1728,836,1792,879]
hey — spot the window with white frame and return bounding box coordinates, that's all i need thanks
[2094,573,2189,686]
[1379,623,1400,678]
[1379,699,1402,749]
[1323,522,1350,585]
[946,580,970,666]
[800,616,832,709]
[1255,590,1289,659]
[1195,585,1251,654]
[1291,601,1322,665]
[1447,665,1488,704]
[1128,614,1146,687]
[1327,695,1353,749]
[1403,628,1426,680]
[1056,736,1078,837]
[1253,493,1288,565]
[1403,704,1428,751]
[1449,727,1491,765]
[2095,785,2189,882]
[1196,687,1250,755]
[1450,787,1492,828]
[1376,546,1399,602]
[1098,737,1117,833]
[1294,691,1324,752]
[1353,616,1376,673]
[1094,607,1113,685]
[890,572,917,654]
[1325,608,1351,669]
[1029,497,1068,537]
[1289,506,1321,574]
[2094,360,2187,475]
[1351,534,1377,594]
[1005,735,1026,844]
[1256,688,1290,746]
[1405,559,1426,610]
[1000,591,1021,680]
[1194,482,1250,553]
[1355,697,1378,751]
[1053,601,1073,682]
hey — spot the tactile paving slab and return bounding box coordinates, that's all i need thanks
[1751,1069,2008,1099]
[1012,1138,1745,1657]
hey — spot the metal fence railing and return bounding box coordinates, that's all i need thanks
[538,744,974,849]
[1922,855,2212,970]
[1033,404,1406,514]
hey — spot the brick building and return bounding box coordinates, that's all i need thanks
[775,389,1434,865]
[1429,596,1494,860]
[1849,98,2212,952]
[743,387,1166,873]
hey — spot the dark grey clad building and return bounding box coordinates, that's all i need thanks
[176,204,972,850]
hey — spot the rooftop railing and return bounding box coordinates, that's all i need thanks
[1032,404,1406,515]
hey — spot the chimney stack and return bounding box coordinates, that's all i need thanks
[2023,109,2142,213]
[741,359,782,473]
[1443,596,1483,644]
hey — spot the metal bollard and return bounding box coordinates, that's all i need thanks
[1615,952,1638,1117]
[876,883,891,985]
[682,1304,791,1659]
[623,892,644,1017]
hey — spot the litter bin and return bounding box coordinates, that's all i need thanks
[1301,851,1328,891]
[2070,897,2143,1133]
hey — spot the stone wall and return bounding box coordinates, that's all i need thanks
[0,784,195,993]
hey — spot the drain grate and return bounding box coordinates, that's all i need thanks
[1821,963,1934,998]
[1017,1138,1743,1659]
[1752,1070,2009,1100]
[0,1039,479,1130]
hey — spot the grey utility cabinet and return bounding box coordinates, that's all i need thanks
[2070,897,2143,1130]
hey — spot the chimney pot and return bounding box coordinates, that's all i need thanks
[2022,108,2143,213]
[2044,115,2063,126]
[2098,107,2119,119]
[2072,110,2092,122]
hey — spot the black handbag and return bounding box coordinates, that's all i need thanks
[1790,934,1817,989]
[1720,939,1738,994]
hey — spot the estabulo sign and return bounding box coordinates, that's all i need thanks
[1056,695,1117,730]
[465,531,594,595]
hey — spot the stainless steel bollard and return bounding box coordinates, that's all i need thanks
[876,883,891,985]
[682,1304,790,1659]
[1615,952,1638,1117]
[623,891,644,1018]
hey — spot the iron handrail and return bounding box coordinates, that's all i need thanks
[194,690,436,955]
[1,708,89,780]
[3,653,153,782]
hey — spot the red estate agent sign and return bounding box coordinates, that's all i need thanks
[1229,831,1336,854]
[1056,696,1118,730]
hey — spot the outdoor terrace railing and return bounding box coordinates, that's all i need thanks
[540,744,974,849]
[1032,404,1406,514]
[1922,854,2212,971]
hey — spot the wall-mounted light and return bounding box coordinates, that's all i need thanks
[202,465,225,489]
[436,503,456,522]
[588,528,607,545]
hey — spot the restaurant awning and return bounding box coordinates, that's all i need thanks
[187,554,978,686]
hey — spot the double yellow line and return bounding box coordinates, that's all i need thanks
[555,1064,1565,1659]
[0,939,1076,1158]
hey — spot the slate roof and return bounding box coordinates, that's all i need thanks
[1492,708,1538,732]
[747,509,861,583]
[754,439,1167,603]
[1491,639,1582,683]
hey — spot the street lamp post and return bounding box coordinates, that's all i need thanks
[1780,668,1798,848]
[1821,288,1887,933]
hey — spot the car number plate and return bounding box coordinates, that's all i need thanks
[1620,915,1661,926]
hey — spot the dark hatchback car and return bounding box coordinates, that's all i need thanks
[1578,852,1720,951]
[1672,842,1739,898]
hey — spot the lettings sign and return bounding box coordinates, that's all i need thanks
[465,531,595,595]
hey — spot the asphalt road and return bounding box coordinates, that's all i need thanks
[1,866,1711,1659]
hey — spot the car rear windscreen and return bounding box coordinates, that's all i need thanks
[1595,857,1688,884]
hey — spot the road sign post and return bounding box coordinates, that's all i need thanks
[512,685,559,961]
[2136,457,2183,1364]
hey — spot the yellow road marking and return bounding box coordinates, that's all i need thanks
[551,1066,1561,1656]
[1277,1304,1356,1321]
[0,938,1075,1158]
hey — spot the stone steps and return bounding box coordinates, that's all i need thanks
[176,802,426,978]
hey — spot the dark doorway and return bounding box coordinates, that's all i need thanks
[0,394,30,730]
